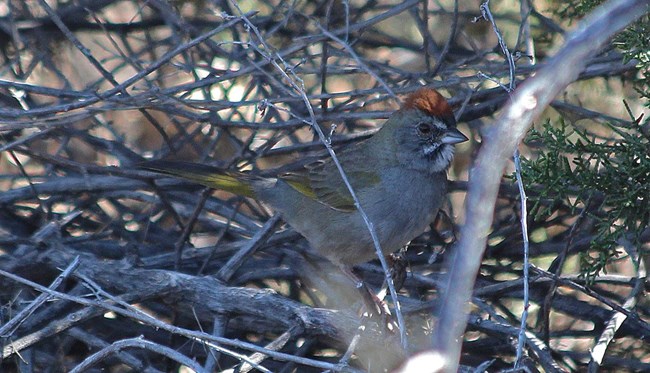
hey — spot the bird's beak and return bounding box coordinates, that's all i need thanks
[441,128,469,144]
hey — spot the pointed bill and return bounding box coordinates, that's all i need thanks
[441,128,468,144]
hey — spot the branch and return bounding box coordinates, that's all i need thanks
[432,0,650,370]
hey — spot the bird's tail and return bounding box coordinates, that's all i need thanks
[137,160,258,198]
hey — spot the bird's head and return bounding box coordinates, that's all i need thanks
[380,88,468,173]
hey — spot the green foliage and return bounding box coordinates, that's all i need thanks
[551,1,649,104]
[615,14,650,103]
[551,0,603,20]
[520,119,650,280]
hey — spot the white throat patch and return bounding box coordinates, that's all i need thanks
[424,144,455,172]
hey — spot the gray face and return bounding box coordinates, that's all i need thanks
[406,113,459,173]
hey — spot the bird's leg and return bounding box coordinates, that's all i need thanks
[376,250,407,301]
[340,265,398,334]
[427,210,458,263]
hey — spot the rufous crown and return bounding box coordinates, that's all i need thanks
[403,88,453,118]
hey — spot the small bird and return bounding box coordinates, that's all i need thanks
[140,88,467,270]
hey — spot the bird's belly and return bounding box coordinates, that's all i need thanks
[259,173,444,266]
[316,186,442,265]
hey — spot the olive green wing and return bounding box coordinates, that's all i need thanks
[279,157,380,212]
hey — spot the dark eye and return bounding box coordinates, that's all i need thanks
[417,123,432,135]
[417,122,441,137]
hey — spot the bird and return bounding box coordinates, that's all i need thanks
[139,88,467,271]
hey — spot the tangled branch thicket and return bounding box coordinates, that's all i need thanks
[0,0,648,372]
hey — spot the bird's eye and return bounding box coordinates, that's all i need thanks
[417,123,432,135]
[417,122,442,138]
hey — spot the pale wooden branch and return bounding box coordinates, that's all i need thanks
[432,0,650,370]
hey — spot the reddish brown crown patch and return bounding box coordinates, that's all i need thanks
[403,88,453,118]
